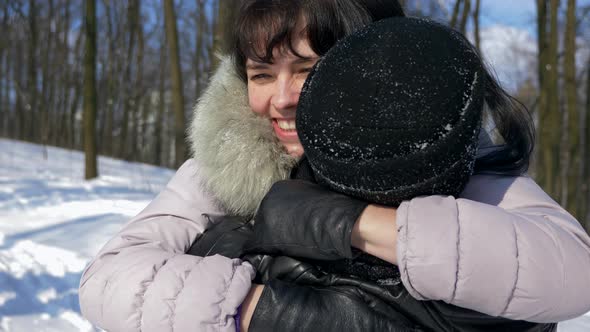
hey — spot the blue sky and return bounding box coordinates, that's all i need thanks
[480,0,537,30]
[478,0,590,34]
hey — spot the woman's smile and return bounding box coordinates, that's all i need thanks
[272,118,298,140]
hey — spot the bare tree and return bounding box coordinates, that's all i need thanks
[119,0,139,159]
[130,0,144,161]
[102,0,116,156]
[164,0,187,168]
[53,0,72,147]
[561,0,580,218]
[155,30,167,166]
[194,0,207,99]
[26,0,39,142]
[211,0,238,69]
[40,0,56,151]
[472,0,481,52]
[458,0,471,34]
[450,0,463,29]
[536,0,561,200]
[67,30,84,150]
[546,0,561,199]
[0,3,8,136]
[83,0,98,179]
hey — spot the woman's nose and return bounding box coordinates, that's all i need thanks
[271,77,301,111]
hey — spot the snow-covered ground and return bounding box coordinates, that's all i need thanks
[0,138,588,331]
[0,138,173,331]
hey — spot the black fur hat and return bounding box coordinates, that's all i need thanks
[296,17,485,205]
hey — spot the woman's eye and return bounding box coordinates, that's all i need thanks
[250,73,271,81]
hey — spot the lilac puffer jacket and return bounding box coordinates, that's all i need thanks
[79,58,590,332]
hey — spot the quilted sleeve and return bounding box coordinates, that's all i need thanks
[79,159,255,332]
[396,175,590,323]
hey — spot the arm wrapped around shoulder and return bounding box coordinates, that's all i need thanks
[396,174,590,323]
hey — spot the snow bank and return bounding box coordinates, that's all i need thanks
[0,240,86,279]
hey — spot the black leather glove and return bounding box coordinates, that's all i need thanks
[243,254,405,303]
[249,279,419,332]
[243,254,314,284]
[244,180,369,260]
[186,214,252,259]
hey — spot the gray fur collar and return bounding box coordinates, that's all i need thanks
[188,57,297,217]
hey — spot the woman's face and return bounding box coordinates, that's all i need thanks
[246,36,319,158]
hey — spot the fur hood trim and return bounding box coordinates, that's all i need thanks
[188,57,297,217]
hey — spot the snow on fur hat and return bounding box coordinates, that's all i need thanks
[296,17,485,206]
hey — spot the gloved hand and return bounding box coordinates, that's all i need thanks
[245,180,369,260]
[186,214,252,259]
[242,254,314,284]
[248,279,419,332]
[243,253,405,304]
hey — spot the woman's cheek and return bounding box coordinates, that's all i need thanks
[248,87,269,116]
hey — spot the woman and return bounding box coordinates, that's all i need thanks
[79,1,590,331]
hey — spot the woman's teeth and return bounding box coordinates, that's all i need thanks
[277,119,296,131]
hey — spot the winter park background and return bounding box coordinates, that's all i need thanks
[2,0,590,331]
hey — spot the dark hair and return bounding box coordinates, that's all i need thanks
[231,0,405,82]
[474,70,536,175]
[231,0,534,176]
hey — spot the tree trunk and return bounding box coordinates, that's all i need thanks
[536,0,547,183]
[450,0,463,29]
[195,0,206,99]
[0,62,4,137]
[131,0,144,161]
[536,0,561,201]
[155,34,166,166]
[211,0,238,70]
[26,0,39,142]
[472,0,481,52]
[2,53,10,137]
[40,0,55,149]
[83,0,98,179]
[120,0,139,159]
[56,0,70,147]
[546,0,561,200]
[208,0,219,74]
[0,4,6,137]
[563,0,580,218]
[67,29,84,150]
[0,54,5,137]
[164,0,187,168]
[103,0,116,156]
[53,0,69,147]
[459,0,471,34]
[46,0,59,146]
[15,39,25,140]
[68,79,82,150]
